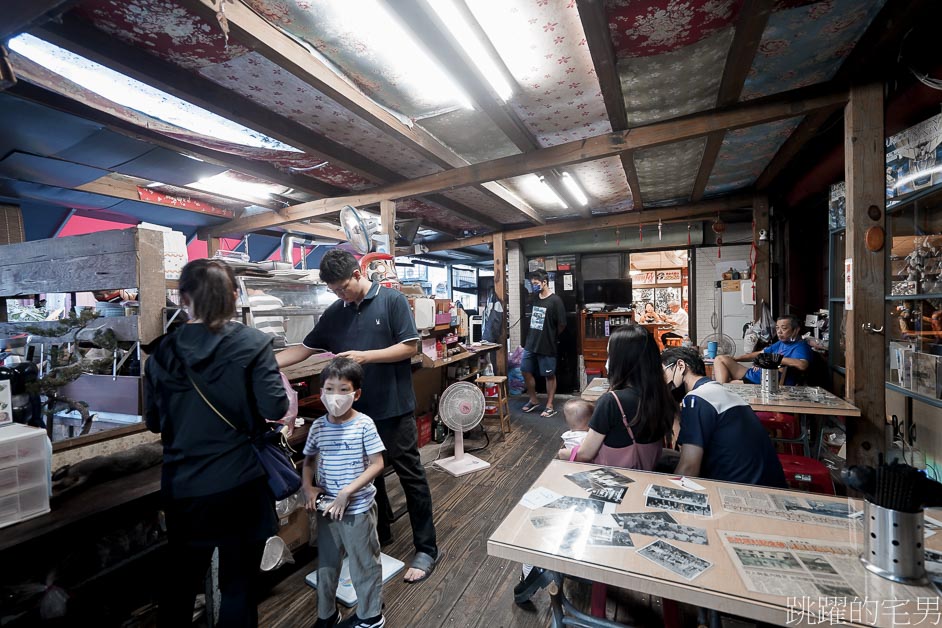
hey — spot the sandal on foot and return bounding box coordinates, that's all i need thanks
[404,551,438,584]
[521,401,540,413]
[540,407,558,418]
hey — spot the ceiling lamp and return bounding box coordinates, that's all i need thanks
[425,0,513,101]
[560,172,588,206]
[537,175,568,210]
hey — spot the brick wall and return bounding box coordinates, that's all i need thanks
[507,242,525,350]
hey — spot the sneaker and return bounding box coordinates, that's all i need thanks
[336,614,385,628]
[313,611,339,628]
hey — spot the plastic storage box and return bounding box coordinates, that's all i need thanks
[0,424,51,529]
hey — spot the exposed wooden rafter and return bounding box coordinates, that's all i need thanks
[425,193,752,251]
[180,0,544,226]
[576,0,643,209]
[206,83,848,235]
[7,81,343,199]
[690,0,774,202]
[390,1,587,218]
[32,20,501,233]
[757,0,929,192]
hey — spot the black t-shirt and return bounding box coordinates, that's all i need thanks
[525,293,566,356]
[303,283,420,421]
[588,388,663,448]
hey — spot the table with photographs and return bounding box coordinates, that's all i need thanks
[720,383,861,417]
[488,461,942,627]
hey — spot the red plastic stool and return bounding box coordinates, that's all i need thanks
[778,454,835,495]
[757,412,804,455]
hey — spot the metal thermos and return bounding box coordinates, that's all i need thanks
[759,367,779,395]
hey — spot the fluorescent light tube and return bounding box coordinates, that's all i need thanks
[561,172,589,206]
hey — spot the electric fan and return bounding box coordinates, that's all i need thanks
[340,204,387,254]
[434,382,490,477]
[699,333,736,356]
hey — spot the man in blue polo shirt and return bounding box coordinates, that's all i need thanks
[661,347,787,488]
[277,249,438,585]
[713,314,813,386]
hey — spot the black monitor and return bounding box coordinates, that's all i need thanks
[583,279,632,307]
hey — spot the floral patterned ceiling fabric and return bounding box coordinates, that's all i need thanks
[705,117,803,195]
[242,0,463,119]
[607,0,741,58]
[419,108,521,165]
[467,0,613,148]
[619,28,733,127]
[439,187,523,224]
[73,0,248,70]
[396,198,479,233]
[741,0,887,100]
[568,157,633,211]
[634,139,706,204]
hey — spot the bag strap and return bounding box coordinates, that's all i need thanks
[607,390,637,441]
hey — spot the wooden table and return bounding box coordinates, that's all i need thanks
[581,377,610,403]
[488,460,941,627]
[641,322,673,351]
[720,383,861,417]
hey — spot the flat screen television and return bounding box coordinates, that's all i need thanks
[583,279,632,307]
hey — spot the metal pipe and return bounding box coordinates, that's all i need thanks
[279,234,329,268]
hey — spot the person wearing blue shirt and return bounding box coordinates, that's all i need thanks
[661,347,787,488]
[713,314,813,386]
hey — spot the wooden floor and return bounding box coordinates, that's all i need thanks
[257,397,569,628]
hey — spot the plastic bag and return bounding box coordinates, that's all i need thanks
[268,372,299,437]
[757,300,774,342]
[508,367,525,396]
[509,346,525,368]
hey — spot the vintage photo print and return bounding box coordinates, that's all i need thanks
[544,495,614,514]
[587,525,634,547]
[589,486,627,504]
[637,540,713,581]
[565,467,635,492]
[645,495,713,517]
[612,513,708,545]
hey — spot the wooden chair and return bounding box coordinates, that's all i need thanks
[476,375,511,435]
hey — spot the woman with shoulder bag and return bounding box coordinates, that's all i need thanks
[144,259,288,627]
[559,324,674,469]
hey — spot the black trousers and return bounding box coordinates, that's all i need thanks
[373,412,438,559]
[157,539,266,627]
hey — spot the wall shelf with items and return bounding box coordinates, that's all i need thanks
[885,186,942,407]
[578,310,634,378]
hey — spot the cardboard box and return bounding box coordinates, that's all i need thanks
[278,508,312,552]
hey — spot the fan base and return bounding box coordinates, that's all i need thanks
[434,454,491,477]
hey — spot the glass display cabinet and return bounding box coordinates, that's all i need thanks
[236,276,337,348]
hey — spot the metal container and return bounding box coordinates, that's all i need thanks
[759,367,779,396]
[860,501,928,585]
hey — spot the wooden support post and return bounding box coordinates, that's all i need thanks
[380,199,396,254]
[206,237,221,258]
[753,194,770,317]
[493,232,508,376]
[844,83,886,467]
[135,228,165,347]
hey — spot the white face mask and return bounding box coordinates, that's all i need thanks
[322,391,356,417]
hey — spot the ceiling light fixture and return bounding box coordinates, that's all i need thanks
[537,175,568,210]
[333,1,473,110]
[190,173,284,203]
[8,34,302,152]
[425,0,513,101]
[560,172,589,206]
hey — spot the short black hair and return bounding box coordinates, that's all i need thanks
[777,314,802,330]
[319,249,360,284]
[320,356,363,390]
[660,347,706,376]
[530,269,549,284]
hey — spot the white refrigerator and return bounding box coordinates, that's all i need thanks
[718,276,755,357]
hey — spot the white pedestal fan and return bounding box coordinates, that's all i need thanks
[434,382,491,477]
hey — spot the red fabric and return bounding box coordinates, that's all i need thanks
[607,0,742,58]
[57,215,134,237]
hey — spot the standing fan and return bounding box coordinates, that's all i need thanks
[699,332,736,356]
[434,382,490,477]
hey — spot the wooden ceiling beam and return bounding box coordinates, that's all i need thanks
[7,81,344,199]
[425,193,752,251]
[77,175,236,218]
[577,0,643,209]
[180,0,542,226]
[757,0,928,192]
[33,20,501,232]
[0,0,78,41]
[206,83,847,235]
[691,0,774,202]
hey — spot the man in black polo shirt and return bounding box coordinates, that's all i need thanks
[276,249,438,584]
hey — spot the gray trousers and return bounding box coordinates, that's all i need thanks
[317,503,382,620]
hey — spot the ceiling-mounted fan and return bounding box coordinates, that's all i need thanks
[339,204,400,284]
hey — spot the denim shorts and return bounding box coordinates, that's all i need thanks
[521,349,557,376]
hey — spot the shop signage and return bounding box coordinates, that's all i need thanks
[633,269,682,285]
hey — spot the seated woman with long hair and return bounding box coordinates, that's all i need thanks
[559,324,674,469]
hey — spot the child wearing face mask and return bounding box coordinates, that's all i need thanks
[302,357,387,628]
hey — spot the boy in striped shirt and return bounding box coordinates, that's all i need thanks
[303,357,386,628]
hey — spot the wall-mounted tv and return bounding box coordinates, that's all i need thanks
[583,279,632,307]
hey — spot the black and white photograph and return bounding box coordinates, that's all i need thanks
[795,554,839,575]
[565,467,635,492]
[530,513,589,530]
[557,526,590,559]
[587,525,634,547]
[544,495,612,514]
[614,511,678,525]
[777,497,855,519]
[645,495,713,517]
[612,513,708,545]
[733,548,803,571]
[644,484,710,506]
[637,540,713,581]
[589,486,627,504]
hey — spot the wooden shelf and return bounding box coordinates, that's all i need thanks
[886,293,942,301]
[420,351,476,368]
[454,369,480,382]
